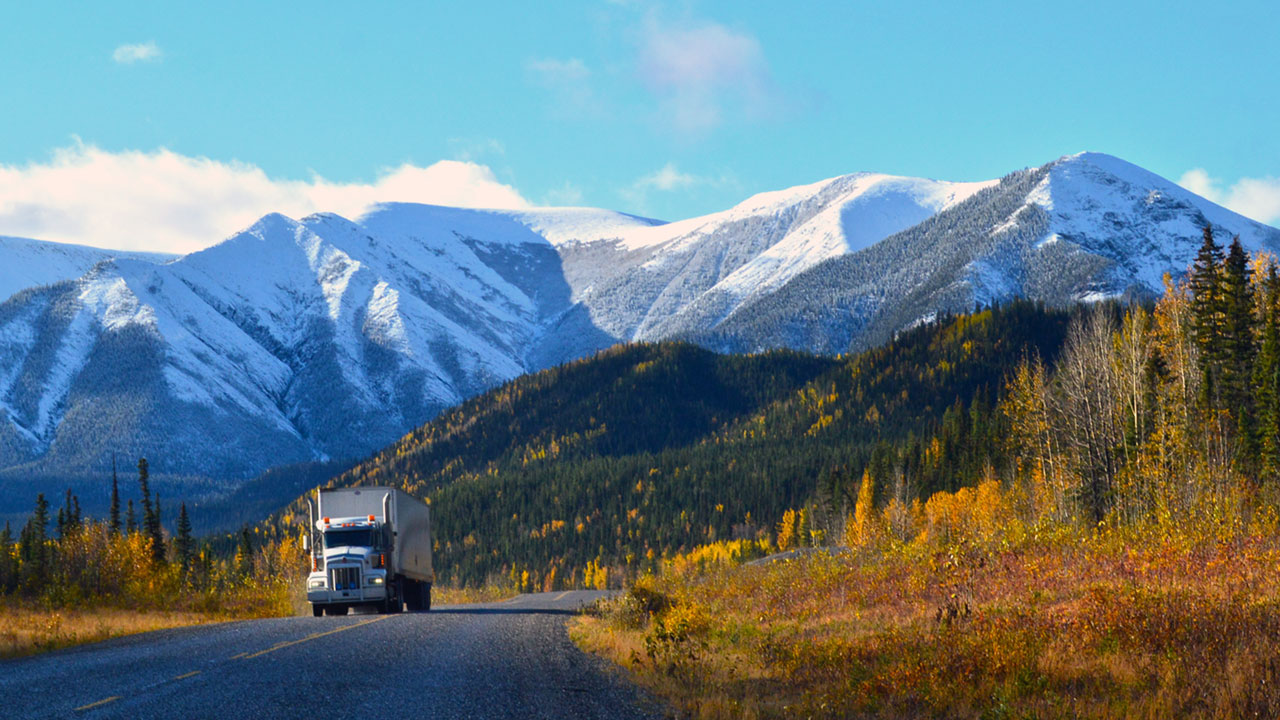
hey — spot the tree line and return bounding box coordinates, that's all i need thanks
[0,456,296,612]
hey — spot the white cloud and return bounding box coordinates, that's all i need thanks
[637,18,777,134]
[0,143,532,254]
[1179,168,1280,226]
[112,41,162,64]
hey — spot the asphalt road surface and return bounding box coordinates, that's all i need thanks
[0,591,665,719]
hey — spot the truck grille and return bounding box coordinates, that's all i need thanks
[329,566,361,591]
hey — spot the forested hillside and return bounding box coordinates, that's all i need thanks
[271,300,1071,587]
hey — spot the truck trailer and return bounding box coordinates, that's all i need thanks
[303,486,433,616]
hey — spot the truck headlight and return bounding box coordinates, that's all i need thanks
[308,578,326,589]
[368,576,384,586]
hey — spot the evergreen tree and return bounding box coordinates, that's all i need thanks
[137,458,165,564]
[73,495,81,530]
[126,499,137,535]
[149,492,166,565]
[108,456,121,535]
[0,521,12,593]
[175,503,194,578]
[1190,225,1226,408]
[1221,237,1258,469]
[1256,263,1280,480]
[19,494,50,589]
[236,525,254,577]
[137,457,153,532]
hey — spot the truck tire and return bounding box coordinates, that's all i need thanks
[423,583,432,612]
[406,580,423,612]
[312,604,323,617]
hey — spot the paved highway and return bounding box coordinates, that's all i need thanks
[0,591,664,719]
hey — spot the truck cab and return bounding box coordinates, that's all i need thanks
[306,515,394,615]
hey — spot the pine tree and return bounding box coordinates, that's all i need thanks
[126,499,137,535]
[175,503,193,579]
[109,456,121,535]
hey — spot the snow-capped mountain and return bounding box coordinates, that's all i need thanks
[0,152,1276,501]
[705,153,1280,353]
[0,235,174,303]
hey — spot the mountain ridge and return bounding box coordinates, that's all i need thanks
[0,151,1275,509]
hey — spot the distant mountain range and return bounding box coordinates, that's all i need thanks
[0,152,1276,509]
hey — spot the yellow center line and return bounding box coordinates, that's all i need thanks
[239,616,388,660]
[173,671,201,680]
[228,651,248,659]
[554,591,571,601]
[74,696,121,712]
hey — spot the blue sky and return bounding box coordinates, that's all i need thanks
[1,0,1278,252]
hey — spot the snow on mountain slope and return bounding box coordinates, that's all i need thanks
[547,171,994,351]
[709,153,1280,354]
[2,152,1277,504]
[0,235,174,304]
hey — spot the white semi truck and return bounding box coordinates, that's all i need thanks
[303,487,434,616]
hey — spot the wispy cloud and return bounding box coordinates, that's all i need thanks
[112,41,162,64]
[637,17,779,135]
[621,162,733,213]
[0,143,532,254]
[1179,168,1280,226]
[633,162,700,192]
[543,181,586,206]
[525,57,601,117]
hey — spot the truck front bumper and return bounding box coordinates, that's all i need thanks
[307,586,387,605]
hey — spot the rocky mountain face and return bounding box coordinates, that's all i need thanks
[0,152,1275,506]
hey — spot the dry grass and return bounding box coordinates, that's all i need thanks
[0,603,230,659]
[575,530,1280,719]
[432,584,516,605]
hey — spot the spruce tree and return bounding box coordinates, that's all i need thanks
[137,457,153,532]
[1257,263,1280,480]
[0,521,12,593]
[175,503,193,578]
[109,456,121,535]
[1190,225,1226,408]
[20,494,50,589]
[149,492,166,565]
[1221,237,1258,469]
[237,525,254,578]
[126,499,137,535]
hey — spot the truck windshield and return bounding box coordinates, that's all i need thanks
[323,529,375,549]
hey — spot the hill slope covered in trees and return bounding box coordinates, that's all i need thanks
[272,300,1071,587]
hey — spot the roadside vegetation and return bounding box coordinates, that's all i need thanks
[0,459,302,658]
[576,230,1280,717]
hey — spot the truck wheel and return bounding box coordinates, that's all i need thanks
[424,583,432,612]
[406,580,421,612]
[312,604,323,617]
